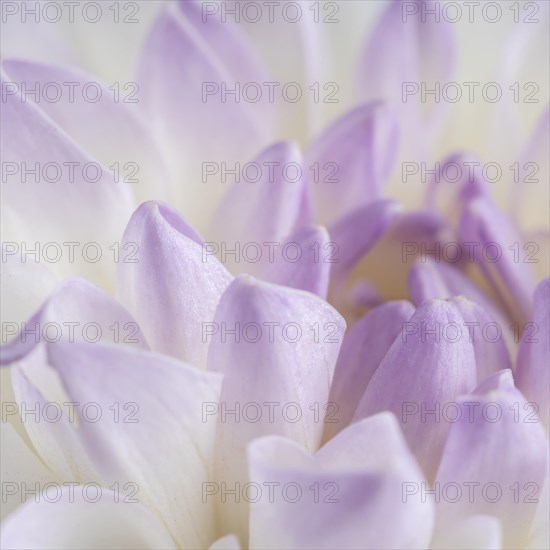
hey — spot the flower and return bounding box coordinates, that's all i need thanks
[1,1,549,549]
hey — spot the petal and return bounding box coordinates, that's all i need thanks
[448,296,512,383]
[326,300,415,440]
[248,413,433,550]
[117,201,233,367]
[424,153,488,213]
[207,141,308,277]
[435,370,549,549]
[2,58,171,205]
[305,103,398,226]
[1,278,148,365]
[260,225,332,299]
[460,196,536,323]
[207,275,345,538]
[407,259,514,356]
[357,0,456,155]
[0,68,133,289]
[358,0,456,104]
[0,487,176,550]
[137,1,274,228]
[354,298,477,479]
[517,278,550,430]
[31,340,223,549]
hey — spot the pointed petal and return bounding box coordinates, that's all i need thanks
[0,487,176,550]
[517,278,550,430]
[248,413,433,550]
[327,300,415,439]
[354,298,477,479]
[261,225,332,299]
[357,0,456,153]
[208,142,308,276]
[117,201,232,367]
[460,196,536,323]
[407,258,515,354]
[306,103,398,226]
[435,370,549,549]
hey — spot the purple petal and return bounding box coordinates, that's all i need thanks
[408,259,511,337]
[449,296,512,383]
[357,0,456,153]
[1,279,148,365]
[425,153,489,211]
[137,1,274,226]
[326,300,415,440]
[306,103,398,226]
[207,275,345,538]
[207,141,309,276]
[117,201,232,367]
[435,370,549,549]
[354,298,477,479]
[248,413,433,549]
[517,278,550,430]
[460,196,536,323]
[260,225,332,299]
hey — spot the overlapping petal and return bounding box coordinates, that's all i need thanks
[354,298,477,478]
[248,413,433,549]
[435,370,549,549]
